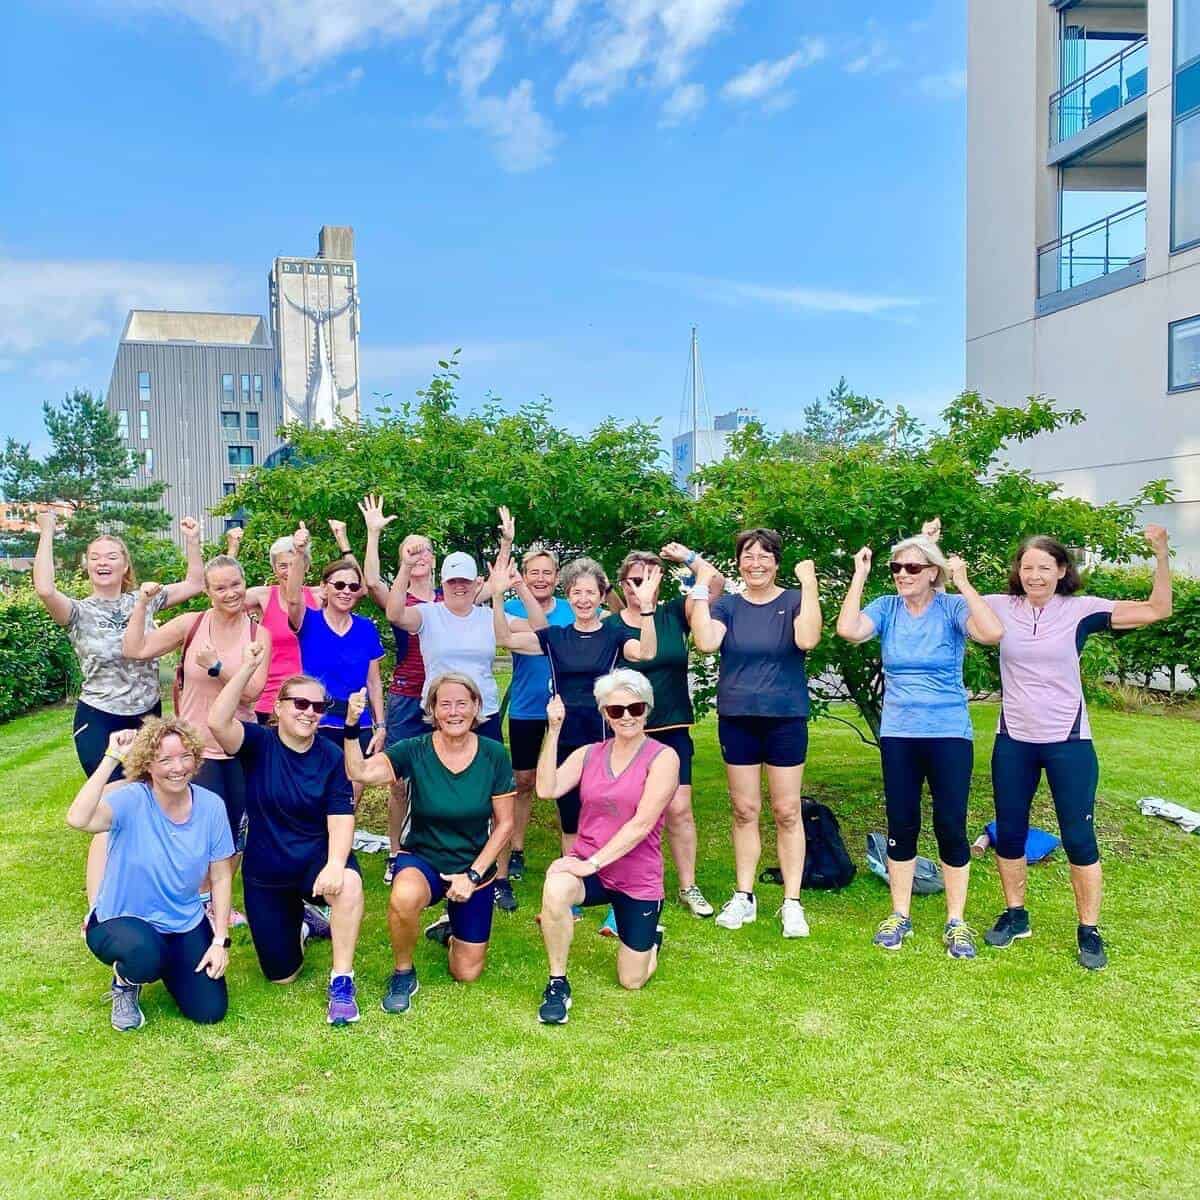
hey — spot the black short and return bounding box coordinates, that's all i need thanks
[476,713,504,744]
[555,741,588,834]
[580,875,663,952]
[718,714,808,767]
[242,854,362,981]
[194,757,247,850]
[508,718,547,772]
[317,725,374,757]
[647,727,693,786]
[73,700,161,777]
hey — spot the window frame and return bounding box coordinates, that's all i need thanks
[227,445,255,468]
[1168,313,1200,391]
[139,410,150,439]
[117,410,130,439]
[1172,1,1200,251]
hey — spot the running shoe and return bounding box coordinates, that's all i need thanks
[538,977,572,1025]
[109,977,145,1032]
[327,975,360,1026]
[872,912,913,950]
[984,908,1032,948]
[678,884,714,918]
[508,849,526,881]
[943,919,978,960]
[424,914,452,947]
[1077,926,1108,971]
[381,968,419,1014]
[715,892,757,930]
[494,878,518,913]
[780,898,810,939]
[655,924,665,951]
[598,907,618,937]
[301,902,332,940]
[383,854,399,885]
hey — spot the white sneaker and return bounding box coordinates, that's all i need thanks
[715,892,757,929]
[781,898,810,938]
[678,884,714,918]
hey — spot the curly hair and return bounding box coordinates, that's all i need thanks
[122,717,205,783]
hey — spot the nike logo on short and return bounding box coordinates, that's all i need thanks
[642,909,654,917]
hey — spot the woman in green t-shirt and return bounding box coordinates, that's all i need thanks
[345,674,516,1016]
[606,546,725,919]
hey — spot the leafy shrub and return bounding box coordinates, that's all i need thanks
[0,583,80,721]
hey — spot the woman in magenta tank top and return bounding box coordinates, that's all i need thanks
[534,669,680,1025]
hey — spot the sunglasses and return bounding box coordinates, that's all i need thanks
[327,580,362,592]
[281,697,331,714]
[603,702,648,719]
[889,562,932,576]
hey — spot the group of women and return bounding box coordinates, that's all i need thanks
[36,498,1173,1033]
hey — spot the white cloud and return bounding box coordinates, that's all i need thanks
[464,79,560,171]
[0,258,239,355]
[659,82,706,126]
[720,39,826,103]
[628,270,921,317]
[452,5,505,95]
[918,68,967,99]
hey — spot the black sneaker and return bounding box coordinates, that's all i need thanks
[494,878,518,913]
[381,968,419,1014]
[424,915,451,947]
[538,977,572,1024]
[984,908,1032,948]
[1077,926,1108,971]
[509,849,525,881]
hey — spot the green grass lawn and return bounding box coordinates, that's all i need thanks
[1,702,1198,1200]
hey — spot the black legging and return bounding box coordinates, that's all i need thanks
[879,736,973,867]
[72,700,162,776]
[85,913,227,1024]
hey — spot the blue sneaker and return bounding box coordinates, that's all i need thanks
[598,906,618,938]
[110,977,145,1032]
[872,912,913,951]
[572,905,583,922]
[381,968,419,1014]
[538,977,572,1024]
[302,901,332,940]
[943,919,978,960]
[494,878,518,913]
[327,975,360,1025]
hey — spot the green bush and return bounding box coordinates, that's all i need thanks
[0,584,80,722]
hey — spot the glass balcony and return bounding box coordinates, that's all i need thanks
[1036,200,1146,299]
[1050,37,1148,146]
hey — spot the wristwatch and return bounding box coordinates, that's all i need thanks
[212,936,231,949]
[206,661,223,678]
[465,867,483,885]
[585,855,601,873]
[684,550,697,566]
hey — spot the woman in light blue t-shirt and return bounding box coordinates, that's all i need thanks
[838,532,1002,959]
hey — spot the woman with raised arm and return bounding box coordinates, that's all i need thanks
[284,522,386,804]
[979,526,1173,970]
[604,545,725,919]
[33,510,205,774]
[68,719,234,1031]
[208,641,365,1026]
[535,674,679,1025]
[687,528,821,939]
[343,676,516,1015]
[122,556,271,892]
[493,553,661,854]
[837,535,1003,959]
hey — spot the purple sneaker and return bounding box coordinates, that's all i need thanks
[327,975,360,1026]
[302,902,332,940]
[943,919,978,960]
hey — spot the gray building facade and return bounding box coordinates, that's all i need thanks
[106,311,285,539]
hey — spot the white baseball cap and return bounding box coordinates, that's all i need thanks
[441,552,479,583]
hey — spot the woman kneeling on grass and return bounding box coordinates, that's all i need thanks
[535,672,680,1025]
[208,642,365,1027]
[68,719,234,1032]
[343,675,516,1015]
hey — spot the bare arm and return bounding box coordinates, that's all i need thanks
[66,736,131,832]
[490,561,543,653]
[122,592,191,660]
[836,548,877,643]
[1112,525,1173,629]
[32,511,73,626]
[365,659,386,754]
[386,543,424,631]
[946,557,1005,644]
[793,561,822,651]
[310,814,357,899]
[536,697,586,799]
[474,791,516,877]
[194,855,233,978]
[686,561,727,652]
[358,494,395,609]
[285,523,311,631]
[343,688,399,785]
[208,643,264,755]
[662,543,726,620]
[622,566,661,662]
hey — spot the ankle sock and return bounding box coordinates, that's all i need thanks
[331,970,354,983]
[737,890,755,902]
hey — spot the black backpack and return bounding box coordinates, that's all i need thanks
[760,800,856,890]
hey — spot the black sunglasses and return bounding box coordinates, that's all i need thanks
[328,580,362,592]
[889,562,931,576]
[622,576,646,587]
[281,696,331,714]
[603,701,648,719]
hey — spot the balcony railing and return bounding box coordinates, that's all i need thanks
[1036,200,1146,298]
[1049,36,1148,145]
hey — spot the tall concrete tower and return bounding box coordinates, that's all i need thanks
[269,225,361,427]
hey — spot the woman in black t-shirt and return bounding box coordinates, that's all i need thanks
[494,555,662,851]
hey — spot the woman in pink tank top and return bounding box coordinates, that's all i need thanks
[533,668,679,1025]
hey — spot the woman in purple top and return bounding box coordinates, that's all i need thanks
[535,670,679,1025]
[980,526,1172,970]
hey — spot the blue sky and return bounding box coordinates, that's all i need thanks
[1,0,967,455]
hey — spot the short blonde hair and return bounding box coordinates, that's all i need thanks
[204,554,246,584]
[593,668,654,712]
[122,717,205,783]
[521,544,559,571]
[424,672,485,728]
[890,534,949,588]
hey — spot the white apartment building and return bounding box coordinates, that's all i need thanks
[966,0,1200,569]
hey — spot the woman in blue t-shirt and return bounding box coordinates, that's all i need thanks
[67,718,234,1032]
[837,534,1002,959]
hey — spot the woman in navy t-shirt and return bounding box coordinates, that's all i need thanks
[688,528,822,940]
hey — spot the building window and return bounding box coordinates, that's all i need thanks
[240,373,251,402]
[253,374,263,403]
[222,373,235,403]
[1179,0,1200,69]
[222,482,236,496]
[228,445,254,468]
[1173,1,1200,250]
[245,411,260,441]
[137,370,151,406]
[1169,315,1200,390]
[144,448,154,474]
[221,411,241,434]
[139,410,149,439]
[117,410,129,439]
[224,518,246,533]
